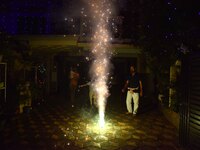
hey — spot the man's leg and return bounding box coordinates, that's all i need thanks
[133,93,139,114]
[126,91,132,113]
[70,86,76,107]
[89,89,93,106]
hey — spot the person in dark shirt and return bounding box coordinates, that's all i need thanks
[122,64,143,115]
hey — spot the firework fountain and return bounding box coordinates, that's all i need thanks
[89,0,113,128]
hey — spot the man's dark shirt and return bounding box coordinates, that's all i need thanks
[127,73,140,93]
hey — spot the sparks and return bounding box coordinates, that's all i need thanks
[89,0,113,128]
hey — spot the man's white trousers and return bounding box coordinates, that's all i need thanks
[126,91,139,114]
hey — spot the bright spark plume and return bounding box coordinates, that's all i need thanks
[89,0,113,128]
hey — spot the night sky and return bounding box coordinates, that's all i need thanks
[0,0,199,52]
[0,0,199,36]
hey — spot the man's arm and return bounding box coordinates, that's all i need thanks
[122,80,129,93]
[79,81,90,88]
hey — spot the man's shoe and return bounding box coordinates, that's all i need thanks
[133,112,137,116]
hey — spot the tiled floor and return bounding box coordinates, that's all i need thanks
[0,98,184,150]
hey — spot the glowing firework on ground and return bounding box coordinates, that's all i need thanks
[89,0,113,128]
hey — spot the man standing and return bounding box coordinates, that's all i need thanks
[79,81,97,108]
[69,67,80,107]
[122,64,143,116]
